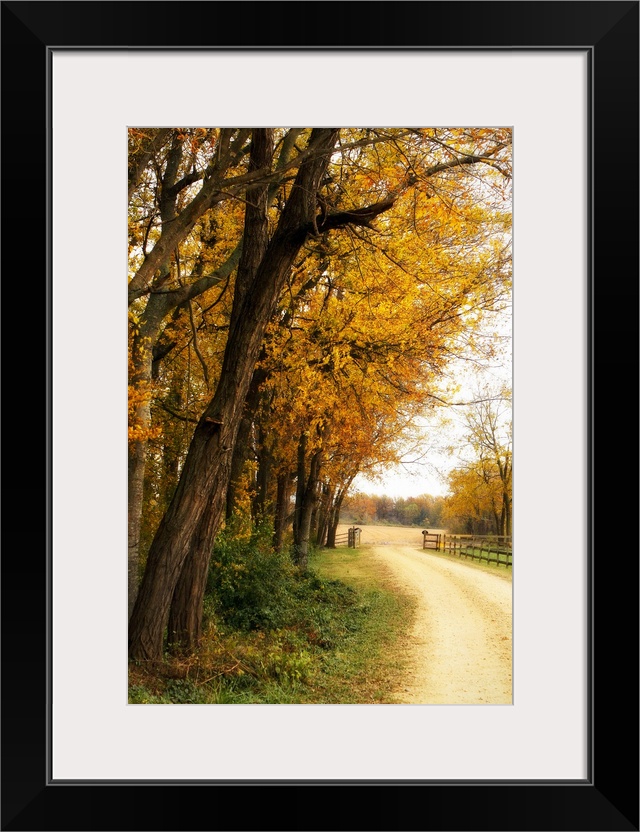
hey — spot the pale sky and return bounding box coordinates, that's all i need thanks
[352,464,449,499]
[352,305,512,501]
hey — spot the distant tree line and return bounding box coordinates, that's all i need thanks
[341,492,445,528]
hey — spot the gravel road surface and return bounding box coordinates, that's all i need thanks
[371,544,512,704]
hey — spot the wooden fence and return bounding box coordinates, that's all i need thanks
[423,531,512,567]
[421,531,442,550]
[334,526,362,548]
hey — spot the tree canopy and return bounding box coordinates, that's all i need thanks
[128,127,512,660]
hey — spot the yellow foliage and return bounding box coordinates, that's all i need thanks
[128,127,511,546]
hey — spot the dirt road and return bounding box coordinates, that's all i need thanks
[370,543,512,704]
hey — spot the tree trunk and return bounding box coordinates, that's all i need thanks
[253,426,274,521]
[166,130,277,650]
[314,483,332,548]
[293,433,322,571]
[129,129,339,660]
[503,491,512,537]
[326,481,351,548]
[127,138,189,620]
[273,472,293,553]
[223,131,274,522]
[128,428,148,620]
[292,432,307,549]
[224,409,253,521]
[225,365,268,519]
[293,489,316,571]
[326,514,338,549]
[127,301,166,619]
[129,415,231,658]
[127,260,239,618]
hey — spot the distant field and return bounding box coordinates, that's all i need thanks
[336,523,448,547]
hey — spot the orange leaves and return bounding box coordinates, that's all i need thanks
[128,381,162,445]
[177,126,212,155]
[129,127,512,521]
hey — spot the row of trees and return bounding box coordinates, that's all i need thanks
[128,127,512,661]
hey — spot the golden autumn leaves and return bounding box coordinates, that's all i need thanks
[127,128,512,657]
[129,125,511,530]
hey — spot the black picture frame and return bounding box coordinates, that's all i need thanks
[2,2,638,830]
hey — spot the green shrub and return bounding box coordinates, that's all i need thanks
[128,684,170,704]
[207,519,298,631]
[163,678,203,704]
[206,521,362,646]
[262,647,314,685]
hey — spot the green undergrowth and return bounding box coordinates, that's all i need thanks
[129,524,414,705]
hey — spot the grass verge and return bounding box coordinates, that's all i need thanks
[128,543,415,705]
[423,548,513,582]
[302,545,416,703]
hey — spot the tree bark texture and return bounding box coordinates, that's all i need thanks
[166,129,276,649]
[127,138,189,619]
[293,432,323,572]
[314,484,333,548]
[129,129,340,660]
[273,472,293,553]
[326,479,354,548]
[253,426,274,521]
[127,280,173,620]
[225,365,268,520]
[128,429,148,621]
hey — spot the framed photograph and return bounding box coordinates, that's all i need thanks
[3,1,638,830]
